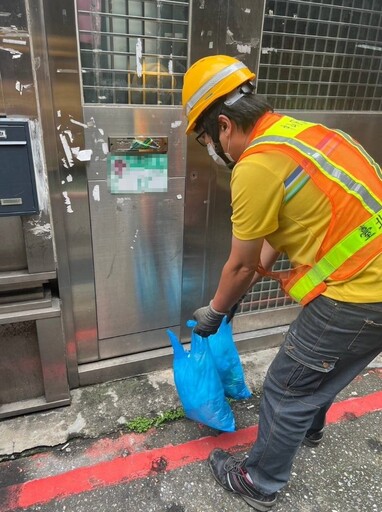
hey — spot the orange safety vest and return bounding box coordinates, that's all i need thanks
[238,113,382,305]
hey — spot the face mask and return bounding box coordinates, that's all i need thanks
[207,142,235,168]
[206,142,227,166]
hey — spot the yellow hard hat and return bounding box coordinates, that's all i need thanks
[182,55,256,134]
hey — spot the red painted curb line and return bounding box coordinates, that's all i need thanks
[2,390,382,511]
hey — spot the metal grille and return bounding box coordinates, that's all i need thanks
[257,0,382,110]
[238,253,294,314]
[77,0,189,104]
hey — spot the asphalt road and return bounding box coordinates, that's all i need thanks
[0,351,381,512]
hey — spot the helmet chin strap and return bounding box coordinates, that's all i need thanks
[213,140,236,168]
[216,123,236,168]
[203,110,236,168]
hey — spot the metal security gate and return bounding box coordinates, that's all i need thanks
[77,0,188,363]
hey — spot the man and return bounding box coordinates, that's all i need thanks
[182,54,382,511]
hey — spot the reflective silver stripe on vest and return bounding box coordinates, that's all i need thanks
[186,61,247,116]
[247,135,382,214]
[334,129,382,180]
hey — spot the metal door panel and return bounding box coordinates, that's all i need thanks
[89,177,184,340]
[98,326,178,360]
[76,0,188,358]
[84,104,185,350]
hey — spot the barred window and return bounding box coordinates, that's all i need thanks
[77,0,189,105]
[257,0,382,110]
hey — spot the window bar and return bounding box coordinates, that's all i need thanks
[359,33,368,111]
[141,2,146,105]
[92,4,102,102]
[156,1,161,104]
[326,5,338,111]
[285,17,296,109]
[107,1,115,103]
[371,53,382,111]
[125,2,130,105]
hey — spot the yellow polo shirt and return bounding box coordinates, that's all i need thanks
[231,150,382,302]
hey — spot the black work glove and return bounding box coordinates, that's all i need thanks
[193,301,226,337]
[226,293,247,323]
[226,302,240,323]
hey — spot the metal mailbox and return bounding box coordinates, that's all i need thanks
[0,120,39,216]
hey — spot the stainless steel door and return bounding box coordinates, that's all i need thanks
[77,0,188,359]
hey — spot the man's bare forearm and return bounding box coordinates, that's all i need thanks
[212,261,257,313]
[211,237,264,312]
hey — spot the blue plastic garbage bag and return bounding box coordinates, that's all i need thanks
[207,316,252,400]
[167,327,235,432]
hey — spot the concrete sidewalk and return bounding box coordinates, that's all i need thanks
[0,348,381,512]
[0,347,281,457]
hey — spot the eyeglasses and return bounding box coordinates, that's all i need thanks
[195,130,208,147]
